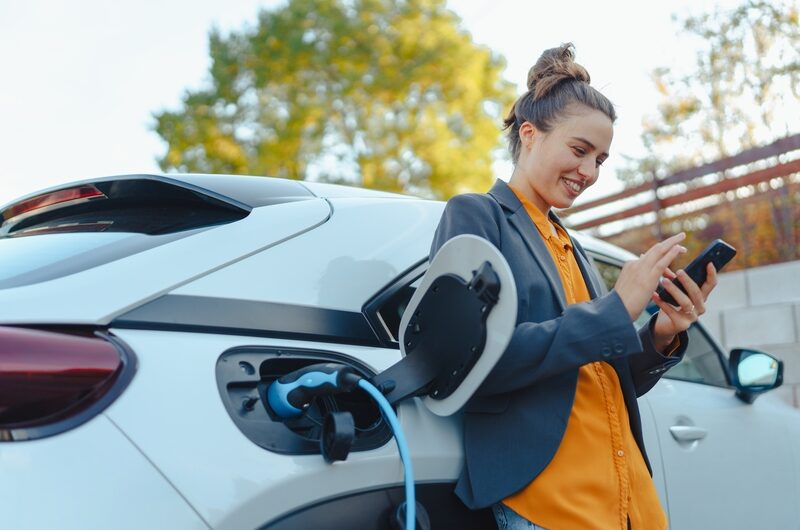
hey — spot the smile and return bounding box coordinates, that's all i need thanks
[560,177,582,195]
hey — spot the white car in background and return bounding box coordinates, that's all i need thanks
[0,174,797,529]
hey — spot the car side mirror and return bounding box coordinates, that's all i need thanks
[729,348,783,404]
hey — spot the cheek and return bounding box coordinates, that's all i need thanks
[557,154,582,176]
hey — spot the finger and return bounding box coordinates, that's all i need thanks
[659,276,693,311]
[655,233,687,255]
[662,267,677,280]
[641,233,686,264]
[675,269,706,314]
[652,292,694,324]
[651,292,690,323]
[700,262,718,298]
[652,243,688,273]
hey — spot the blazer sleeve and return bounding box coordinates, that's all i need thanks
[431,194,646,397]
[629,313,688,396]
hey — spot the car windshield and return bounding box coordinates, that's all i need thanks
[0,230,200,289]
[0,178,256,289]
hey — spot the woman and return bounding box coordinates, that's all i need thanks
[430,44,718,530]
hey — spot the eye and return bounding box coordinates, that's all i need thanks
[571,146,586,156]
[596,158,606,168]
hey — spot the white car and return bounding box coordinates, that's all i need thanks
[1,173,796,529]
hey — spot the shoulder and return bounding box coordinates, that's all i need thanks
[442,192,502,219]
[431,192,504,257]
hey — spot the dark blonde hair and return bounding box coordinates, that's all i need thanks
[503,43,616,163]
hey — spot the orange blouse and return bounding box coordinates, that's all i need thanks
[502,185,667,530]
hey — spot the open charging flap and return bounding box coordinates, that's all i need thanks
[369,234,517,416]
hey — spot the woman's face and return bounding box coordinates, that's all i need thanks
[514,105,613,213]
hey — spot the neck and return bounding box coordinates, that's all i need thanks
[509,169,550,216]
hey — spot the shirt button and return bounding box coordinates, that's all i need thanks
[560,254,566,261]
[617,450,625,457]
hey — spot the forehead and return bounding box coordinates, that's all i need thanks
[553,106,614,150]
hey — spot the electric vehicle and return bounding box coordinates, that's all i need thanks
[1,173,797,530]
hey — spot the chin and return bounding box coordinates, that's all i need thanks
[552,197,576,210]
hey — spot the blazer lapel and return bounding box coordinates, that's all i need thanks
[488,180,567,312]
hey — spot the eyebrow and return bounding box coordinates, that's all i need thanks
[571,136,609,158]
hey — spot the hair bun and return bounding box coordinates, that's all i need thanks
[526,43,590,100]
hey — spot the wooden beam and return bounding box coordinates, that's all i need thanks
[570,202,657,230]
[570,159,800,230]
[661,134,800,186]
[561,181,653,216]
[660,159,800,208]
[560,133,800,218]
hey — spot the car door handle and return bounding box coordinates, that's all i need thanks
[669,425,708,442]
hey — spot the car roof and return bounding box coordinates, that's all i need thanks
[569,230,636,262]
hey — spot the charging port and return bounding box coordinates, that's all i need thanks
[216,346,392,455]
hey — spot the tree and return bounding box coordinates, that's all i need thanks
[154,0,516,198]
[618,0,800,186]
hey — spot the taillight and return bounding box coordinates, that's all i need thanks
[0,327,135,441]
[2,184,106,224]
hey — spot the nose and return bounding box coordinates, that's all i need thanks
[577,159,598,181]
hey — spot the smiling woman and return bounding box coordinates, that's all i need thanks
[428,42,725,530]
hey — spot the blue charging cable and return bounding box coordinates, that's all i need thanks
[357,378,415,530]
[267,363,416,529]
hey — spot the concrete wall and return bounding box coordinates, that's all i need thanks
[700,260,800,408]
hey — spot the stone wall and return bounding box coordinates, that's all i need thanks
[700,260,800,407]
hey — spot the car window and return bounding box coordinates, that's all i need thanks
[0,179,251,289]
[591,257,730,388]
[0,226,209,290]
[663,325,730,387]
[363,261,427,348]
[593,259,622,293]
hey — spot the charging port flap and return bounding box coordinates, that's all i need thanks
[397,234,517,417]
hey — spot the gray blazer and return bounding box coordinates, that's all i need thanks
[430,179,686,510]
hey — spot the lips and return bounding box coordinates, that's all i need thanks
[560,177,583,197]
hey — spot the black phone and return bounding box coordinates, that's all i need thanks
[655,238,736,306]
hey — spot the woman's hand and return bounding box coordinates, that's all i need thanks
[650,262,719,351]
[614,233,688,322]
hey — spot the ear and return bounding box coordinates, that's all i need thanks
[518,121,537,150]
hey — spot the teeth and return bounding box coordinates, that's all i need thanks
[563,179,581,193]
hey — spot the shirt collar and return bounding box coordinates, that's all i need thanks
[508,183,572,249]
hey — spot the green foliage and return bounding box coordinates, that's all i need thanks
[154,0,516,198]
[619,0,800,186]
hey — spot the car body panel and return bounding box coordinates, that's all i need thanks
[645,380,797,528]
[104,328,463,530]
[637,393,670,514]
[0,413,208,529]
[172,199,444,311]
[300,180,414,200]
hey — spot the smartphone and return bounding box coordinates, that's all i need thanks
[655,238,737,306]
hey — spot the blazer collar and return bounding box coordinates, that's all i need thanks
[487,179,603,304]
[488,179,567,310]
[488,178,568,229]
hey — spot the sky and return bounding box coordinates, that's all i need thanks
[0,0,745,208]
